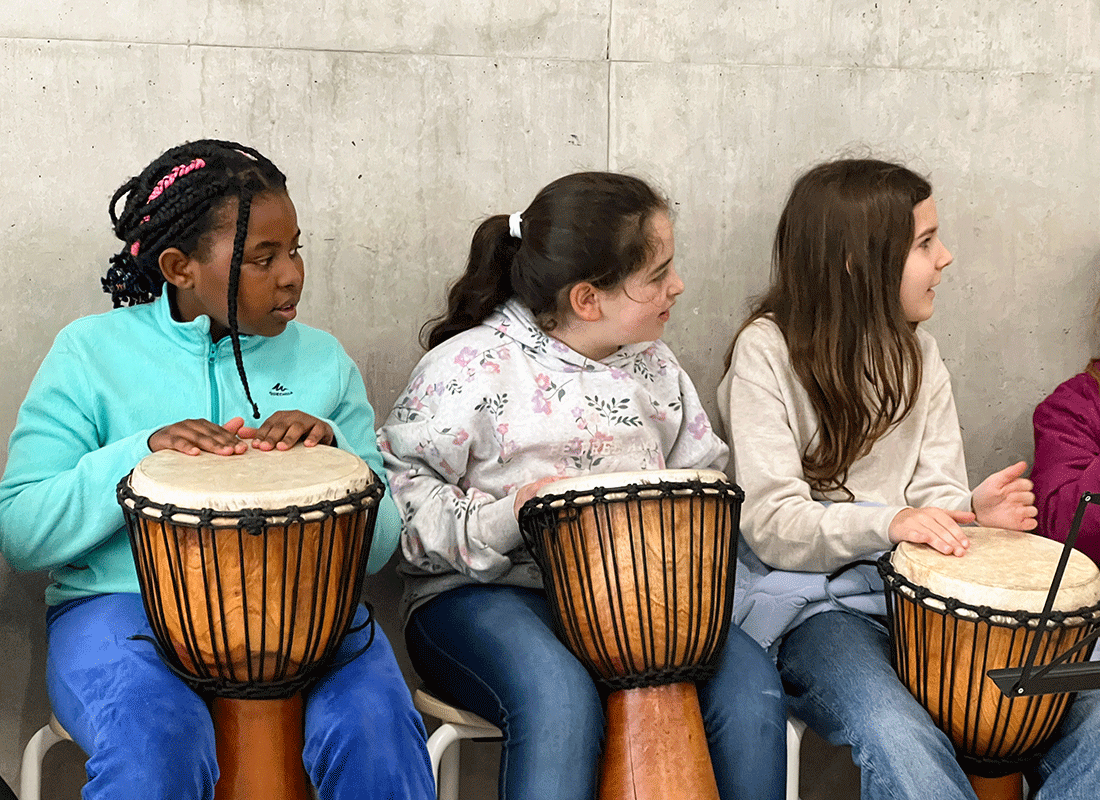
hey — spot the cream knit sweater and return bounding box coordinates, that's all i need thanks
[718,317,973,574]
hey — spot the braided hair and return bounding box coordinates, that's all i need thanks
[102,140,287,419]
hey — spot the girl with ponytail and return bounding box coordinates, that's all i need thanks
[381,171,786,800]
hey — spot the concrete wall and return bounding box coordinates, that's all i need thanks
[1,1,1098,795]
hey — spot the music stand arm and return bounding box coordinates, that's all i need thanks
[998,492,1100,697]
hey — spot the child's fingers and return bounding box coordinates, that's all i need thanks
[1002,477,1034,496]
[149,419,246,455]
[222,417,246,435]
[945,508,976,524]
[890,507,970,556]
[1010,491,1037,510]
[249,413,332,450]
[273,421,310,450]
[301,420,334,447]
[989,460,1030,487]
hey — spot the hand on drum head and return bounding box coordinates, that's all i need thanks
[237,410,334,451]
[513,476,562,519]
[889,506,976,556]
[148,417,250,456]
[971,460,1039,532]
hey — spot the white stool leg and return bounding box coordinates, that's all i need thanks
[425,723,462,797]
[786,716,807,800]
[438,738,461,800]
[20,725,65,800]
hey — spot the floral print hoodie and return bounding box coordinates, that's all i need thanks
[379,299,728,622]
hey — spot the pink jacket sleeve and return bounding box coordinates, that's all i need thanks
[1032,369,1100,566]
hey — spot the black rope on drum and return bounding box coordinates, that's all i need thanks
[116,475,384,700]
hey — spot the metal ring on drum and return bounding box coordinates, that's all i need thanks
[878,528,1100,800]
[518,469,743,800]
[117,444,384,800]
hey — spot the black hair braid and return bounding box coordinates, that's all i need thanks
[102,140,285,308]
[103,167,232,307]
[227,186,261,420]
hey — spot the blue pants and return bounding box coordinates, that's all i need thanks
[406,584,788,800]
[46,593,434,800]
[778,610,1100,800]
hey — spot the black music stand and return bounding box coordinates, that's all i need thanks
[988,491,1100,696]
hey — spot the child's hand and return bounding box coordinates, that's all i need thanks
[972,460,1038,532]
[514,476,562,519]
[889,506,976,556]
[148,417,249,456]
[238,411,334,451]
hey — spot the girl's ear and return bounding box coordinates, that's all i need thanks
[159,247,193,289]
[568,281,602,322]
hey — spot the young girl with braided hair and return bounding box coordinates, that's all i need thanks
[0,140,433,799]
[720,157,1100,799]
[379,171,787,800]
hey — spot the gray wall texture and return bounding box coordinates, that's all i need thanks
[1,1,1099,796]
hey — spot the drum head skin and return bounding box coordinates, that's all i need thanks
[893,528,1100,613]
[129,443,372,512]
[533,469,729,501]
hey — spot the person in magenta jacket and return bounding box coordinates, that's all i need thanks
[1032,361,1100,565]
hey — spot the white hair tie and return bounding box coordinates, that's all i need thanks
[508,212,523,240]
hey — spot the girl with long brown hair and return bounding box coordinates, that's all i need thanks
[717,158,1100,799]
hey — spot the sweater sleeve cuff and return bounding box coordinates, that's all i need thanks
[471,495,523,555]
[866,504,905,552]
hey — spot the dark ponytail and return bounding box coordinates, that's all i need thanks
[421,215,519,350]
[422,172,668,350]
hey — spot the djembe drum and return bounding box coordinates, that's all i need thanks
[116,444,383,800]
[518,469,742,800]
[879,528,1100,800]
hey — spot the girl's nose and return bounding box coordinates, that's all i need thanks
[278,254,304,287]
[668,265,685,296]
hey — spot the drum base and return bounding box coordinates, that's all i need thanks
[600,683,719,800]
[968,772,1023,800]
[212,695,311,800]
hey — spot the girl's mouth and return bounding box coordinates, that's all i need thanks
[273,303,297,321]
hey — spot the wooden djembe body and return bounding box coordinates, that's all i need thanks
[117,444,382,800]
[519,469,742,800]
[879,529,1100,800]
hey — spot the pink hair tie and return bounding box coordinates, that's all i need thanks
[146,157,206,204]
[130,241,141,256]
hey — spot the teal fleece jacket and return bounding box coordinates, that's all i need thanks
[0,292,401,606]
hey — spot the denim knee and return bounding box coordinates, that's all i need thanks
[306,701,433,800]
[509,659,603,742]
[83,703,217,800]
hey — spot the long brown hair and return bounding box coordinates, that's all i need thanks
[422,172,668,349]
[728,158,932,497]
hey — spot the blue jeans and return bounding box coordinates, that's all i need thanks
[46,593,434,800]
[406,584,787,800]
[778,610,1100,800]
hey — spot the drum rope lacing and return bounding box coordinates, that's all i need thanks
[878,556,1100,629]
[118,476,384,699]
[519,478,743,691]
[878,552,1100,776]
